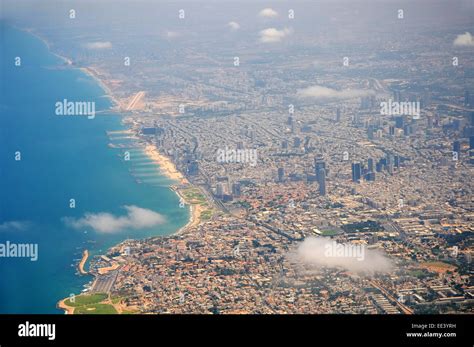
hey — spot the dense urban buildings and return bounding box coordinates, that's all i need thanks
[2,0,473,316]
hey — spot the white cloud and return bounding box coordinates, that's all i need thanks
[84,41,112,50]
[259,8,278,18]
[0,221,30,231]
[453,32,474,46]
[228,21,240,30]
[297,85,374,101]
[288,237,394,274]
[259,27,292,43]
[63,205,165,233]
[165,31,181,39]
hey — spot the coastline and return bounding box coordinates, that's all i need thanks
[22,28,72,66]
[57,299,74,315]
[22,27,121,110]
[171,185,205,234]
[79,66,121,110]
[23,28,197,213]
[56,141,205,312]
[143,144,204,233]
[23,27,207,313]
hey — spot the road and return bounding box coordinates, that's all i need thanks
[370,280,414,315]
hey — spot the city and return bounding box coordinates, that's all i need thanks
[42,1,474,315]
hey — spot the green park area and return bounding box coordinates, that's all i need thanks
[64,293,108,307]
[200,209,213,220]
[182,188,207,205]
[180,187,215,221]
[74,303,118,314]
[64,293,118,314]
[320,229,340,236]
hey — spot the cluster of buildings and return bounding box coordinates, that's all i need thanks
[81,79,474,313]
[52,5,474,314]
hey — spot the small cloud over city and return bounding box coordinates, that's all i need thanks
[165,31,181,39]
[228,21,240,30]
[297,85,374,101]
[259,27,292,43]
[63,205,165,233]
[288,237,394,274]
[83,41,112,50]
[259,8,278,18]
[453,32,474,46]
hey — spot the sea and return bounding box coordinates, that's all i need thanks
[0,25,189,313]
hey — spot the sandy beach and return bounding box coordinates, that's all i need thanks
[186,204,205,230]
[173,190,205,234]
[144,145,189,184]
[144,144,205,228]
[143,144,204,231]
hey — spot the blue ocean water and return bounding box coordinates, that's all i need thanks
[0,25,189,313]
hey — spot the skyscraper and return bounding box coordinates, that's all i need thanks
[389,126,395,136]
[277,167,284,182]
[395,116,404,129]
[318,168,326,196]
[232,182,241,197]
[386,154,393,174]
[287,116,294,133]
[365,171,375,182]
[376,161,383,172]
[216,183,224,198]
[394,155,400,168]
[403,124,411,136]
[287,115,294,126]
[314,157,326,178]
[368,158,374,172]
[352,163,361,182]
[453,140,461,154]
[367,126,374,140]
[293,137,301,148]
